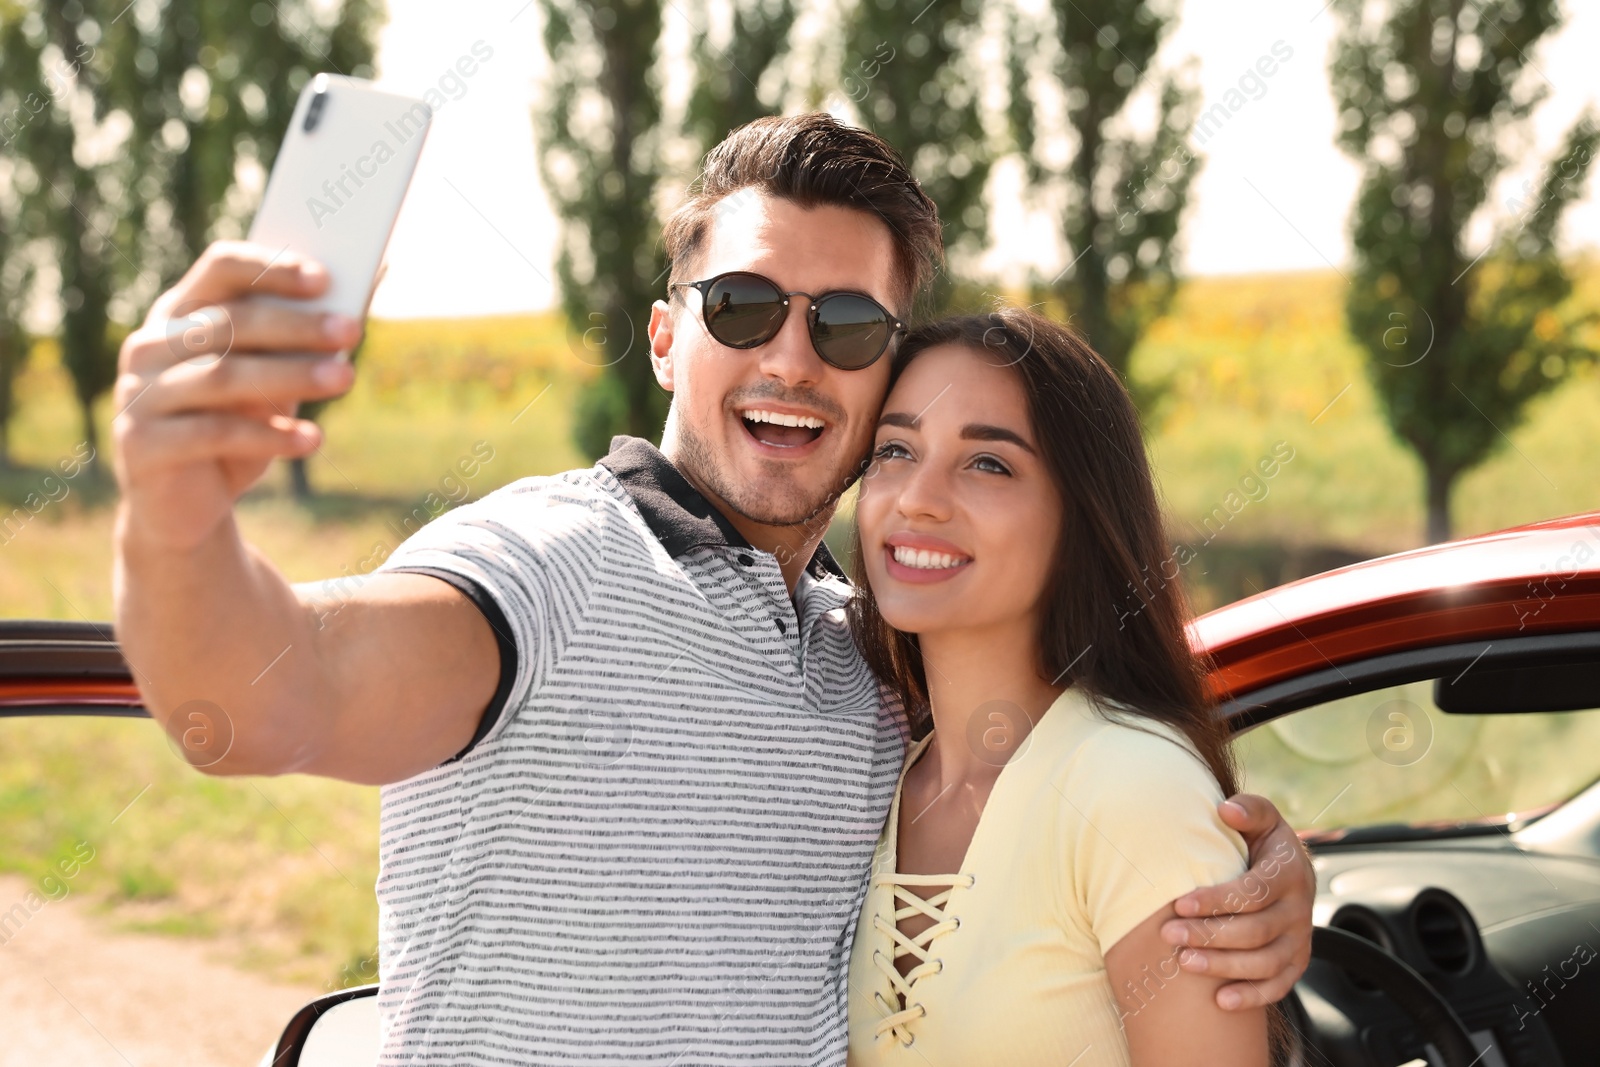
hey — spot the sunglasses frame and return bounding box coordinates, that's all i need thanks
[669,270,907,370]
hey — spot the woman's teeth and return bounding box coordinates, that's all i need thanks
[891,546,970,570]
[743,409,825,429]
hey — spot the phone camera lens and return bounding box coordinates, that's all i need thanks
[303,76,330,132]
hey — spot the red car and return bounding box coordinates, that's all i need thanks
[5,511,1599,1067]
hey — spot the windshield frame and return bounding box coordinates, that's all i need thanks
[1215,628,1600,845]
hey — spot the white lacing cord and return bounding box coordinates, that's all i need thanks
[868,872,976,1046]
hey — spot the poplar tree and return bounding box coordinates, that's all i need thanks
[684,0,796,152]
[1331,0,1597,541]
[536,0,670,458]
[3,0,381,473]
[1008,0,1200,409]
[844,0,987,310]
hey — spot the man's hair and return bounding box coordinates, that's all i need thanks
[662,113,944,316]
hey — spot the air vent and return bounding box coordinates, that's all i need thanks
[1413,898,1474,974]
[1329,909,1391,992]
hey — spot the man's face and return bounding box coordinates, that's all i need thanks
[649,191,900,532]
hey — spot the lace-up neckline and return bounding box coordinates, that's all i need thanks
[870,871,976,1045]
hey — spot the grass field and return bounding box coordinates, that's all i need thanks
[2,270,1598,989]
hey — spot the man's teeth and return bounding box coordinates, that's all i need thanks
[743,409,825,430]
[892,546,969,570]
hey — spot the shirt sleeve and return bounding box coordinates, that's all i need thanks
[373,477,602,761]
[1059,718,1249,955]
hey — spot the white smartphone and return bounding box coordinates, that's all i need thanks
[247,74,431,345]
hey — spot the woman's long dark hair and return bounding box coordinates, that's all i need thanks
[846,307,1237,795]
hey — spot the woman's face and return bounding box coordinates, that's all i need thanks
[857,343,1064,641]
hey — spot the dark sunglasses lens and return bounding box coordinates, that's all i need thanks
[703,275,787,347]
[812,294,892,369]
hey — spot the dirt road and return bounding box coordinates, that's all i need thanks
[0,874,327,1066]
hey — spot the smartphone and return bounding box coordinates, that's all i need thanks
[247,74,431,349]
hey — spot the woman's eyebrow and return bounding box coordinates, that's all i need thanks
[877,411,1037,454]
[961,423,1037,454]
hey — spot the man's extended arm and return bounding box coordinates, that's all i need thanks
[113,242,499,785]
[1159,794,1317,1010]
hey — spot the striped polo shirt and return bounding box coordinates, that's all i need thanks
[371,435,907,1065]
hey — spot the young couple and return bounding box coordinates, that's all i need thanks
[113,112,1310,1065]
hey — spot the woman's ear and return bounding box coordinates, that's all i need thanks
[648,299,676,392]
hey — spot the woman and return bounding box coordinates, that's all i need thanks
[845,308,1270,1066]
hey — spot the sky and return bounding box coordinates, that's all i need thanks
[363,0,1600,319]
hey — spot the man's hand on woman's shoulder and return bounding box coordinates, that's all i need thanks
[1158,793,1316,1010]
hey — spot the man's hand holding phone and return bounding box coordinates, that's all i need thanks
[111,243,360,551]
[109,77,483,786]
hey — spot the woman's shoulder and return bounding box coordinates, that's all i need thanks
[1031,688,1225,804]
[1037,693,1248,952]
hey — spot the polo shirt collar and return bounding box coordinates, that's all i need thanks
[597,435,849,583]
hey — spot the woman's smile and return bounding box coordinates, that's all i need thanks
[882,532,973,583]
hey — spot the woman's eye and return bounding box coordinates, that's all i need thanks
[874,441,910,461]
[972,454,1011,476]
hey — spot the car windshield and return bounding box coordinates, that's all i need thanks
[1236,677,1600,836]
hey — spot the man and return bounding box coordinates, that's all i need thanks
[113,113,1313,1064]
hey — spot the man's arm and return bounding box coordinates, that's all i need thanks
[113,242,500,785]
[1158,794,1317,1010]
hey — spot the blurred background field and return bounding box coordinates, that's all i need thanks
[10,266,1600,621]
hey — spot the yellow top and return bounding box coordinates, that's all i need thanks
[846,686,1248,1067]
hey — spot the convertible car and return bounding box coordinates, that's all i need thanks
[4,508,1598,1066]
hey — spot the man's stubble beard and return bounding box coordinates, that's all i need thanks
[675,417,869,531]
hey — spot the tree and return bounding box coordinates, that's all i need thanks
[683,0,796,154]
[1008,0,1201,410]
[15,1,127,468]
[1331,0,1598,542]
[537,0,670,459]
[843,0,987,311]
[103,0,382,499]
[106,0,383,281]
[0,6,41,469]
[3,0,382,483]
[0,215,30,471]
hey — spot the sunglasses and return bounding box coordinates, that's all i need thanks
[669,271,906,370]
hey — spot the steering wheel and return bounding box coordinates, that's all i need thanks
[1301,926,1480,1067]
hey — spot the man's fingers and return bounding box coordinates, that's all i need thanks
[200,301,359,356]
[1161,908,1277,951]
[122,306,358,375]
[1218,793,1284,842]
[119,411,321,467]
[124,356,355,418]
[1174,796,1313,921]
[1214,973,1296,1012]
[164,241,330,308]
[1175,933,1296,982]
[1173,870,1275,920]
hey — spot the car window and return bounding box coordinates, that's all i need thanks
[1235,677,1600,834]
[0,714,378,1063]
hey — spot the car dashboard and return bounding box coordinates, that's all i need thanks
[1302,839,1600,1066]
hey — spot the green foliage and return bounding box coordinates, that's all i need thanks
[3,3,122,460]
[844,0,987,311]
[0,0,383,467]
[0,110,33,467]
[1331,0,1598,542]
[536,0,671,459]
[1008,0,1200,410]
[683,0,796,152]
[106,0,384,280]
